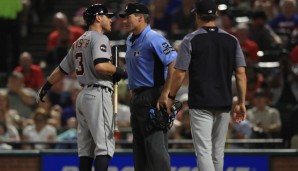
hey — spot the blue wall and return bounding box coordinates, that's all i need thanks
[42,151,269,171]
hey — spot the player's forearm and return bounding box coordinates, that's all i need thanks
[47,67,67,85]
[235,67,247,105]
[95,62,116,75]
[169,69,186,97]
[161,61,175,96]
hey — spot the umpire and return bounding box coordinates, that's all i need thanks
[119,3,177,171]
[166,0,247,171]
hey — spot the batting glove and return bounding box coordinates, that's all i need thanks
[36,81,52,103]
[113,67,127,83]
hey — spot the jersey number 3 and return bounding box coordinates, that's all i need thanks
[75,52,84,75]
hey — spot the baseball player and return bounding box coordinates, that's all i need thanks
[119,3,177,171]
[166,0,247,171]
[36,4,127,171]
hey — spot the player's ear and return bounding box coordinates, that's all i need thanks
[95,15,101,23]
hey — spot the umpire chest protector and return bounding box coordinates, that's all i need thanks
[188,27,238,109]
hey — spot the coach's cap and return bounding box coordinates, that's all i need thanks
[119,3,149,18]
[192,0,217,15]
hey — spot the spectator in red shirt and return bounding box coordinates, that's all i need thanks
[47,12,84,52]
[236,23,260,65]
[14,51,45,90]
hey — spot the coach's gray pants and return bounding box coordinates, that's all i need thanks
[189,109,230,171]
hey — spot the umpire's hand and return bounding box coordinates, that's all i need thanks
[36,81,52,103]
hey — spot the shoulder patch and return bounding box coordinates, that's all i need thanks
[162,42,173,55]
[162,42,169,48]
[100,44,107,52]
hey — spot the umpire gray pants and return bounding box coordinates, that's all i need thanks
[189,109,230,171]
[130,87,171,171]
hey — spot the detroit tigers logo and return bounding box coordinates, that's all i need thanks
[100,44,107,52]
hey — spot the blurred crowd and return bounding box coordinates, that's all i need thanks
[1,0,298,150]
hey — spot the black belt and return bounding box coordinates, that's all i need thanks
[81,84,112,92]
[132,86,160,94]
[88,84,100,88]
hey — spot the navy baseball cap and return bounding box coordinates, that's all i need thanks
[192,0,217,15]
[83,4,114,25]
[84,4,115,18]
[119,3,149,18]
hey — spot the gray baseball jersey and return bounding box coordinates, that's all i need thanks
[60,30,115,158]
[60,30,113,90]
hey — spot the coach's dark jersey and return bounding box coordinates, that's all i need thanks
[175,27,246,109]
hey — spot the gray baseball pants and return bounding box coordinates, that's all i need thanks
[76,86,115,158]
[189,109,230,171]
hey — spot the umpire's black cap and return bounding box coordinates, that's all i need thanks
[119,3,149,18]
[192,0,217,15]
[83,4,114,25]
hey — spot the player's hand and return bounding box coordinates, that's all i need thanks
[231,103,246,123]
[36,88,46,103]
[113,67,127,84]
[36,81,52,103]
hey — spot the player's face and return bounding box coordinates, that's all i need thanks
[101,15,112,32]
[122,14,139,33]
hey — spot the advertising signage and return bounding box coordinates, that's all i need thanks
[42,152,268,171]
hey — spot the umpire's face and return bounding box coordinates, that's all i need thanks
[122,14,142,33]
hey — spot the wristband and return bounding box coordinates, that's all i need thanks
[168,93,176,100]
[43,81,53,90]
